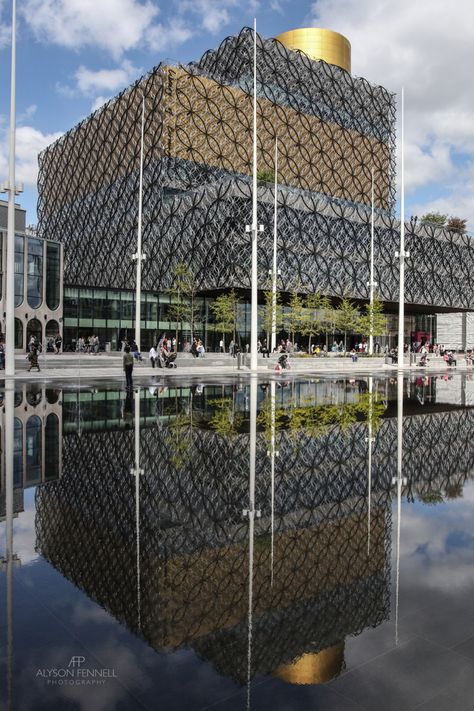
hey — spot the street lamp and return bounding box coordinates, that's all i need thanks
[368,167,377,356]
[396,87,409,369]
[2,0,21,376]
[132,95,147,353]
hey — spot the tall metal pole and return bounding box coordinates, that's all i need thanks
[5,0,17,376]
[271,138,278,354]
[134,95,146,352]
[246,376,257,708]
[134,387,142,631]
[367,376,373,556]
[369,168,375,356]
[250,19,259,372]
[397,88,407,369]
[394,374,404,645]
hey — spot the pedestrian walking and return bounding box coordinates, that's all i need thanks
[27,346,40,372]
[123,345,134,388]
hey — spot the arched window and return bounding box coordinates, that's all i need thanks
[26,319,42,347]
[26,386,42,407]
[45,414,59,481]
[15,318,23,349]
[27,238,43,309]
[46,320,60,338]
[14,418,23,487]
[25,415,42,485]
[14,235,24,307]
[46,242,60,310]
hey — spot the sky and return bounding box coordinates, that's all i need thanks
[0,0,472,228]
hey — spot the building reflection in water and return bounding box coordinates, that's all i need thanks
[16,374,474,693]
[0,384,63,711]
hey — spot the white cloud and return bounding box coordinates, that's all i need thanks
[75,60,142,95]
[21,0,160,58]
[91,95,113,112]
[0,122,63,187]
[309,0,474,222]
[145,18,193,52]
[177,0,254,35]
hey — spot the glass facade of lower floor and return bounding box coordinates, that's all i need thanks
[63,286,436,353]
[63,286,256,352]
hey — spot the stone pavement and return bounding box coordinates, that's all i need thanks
[1,351,468,381]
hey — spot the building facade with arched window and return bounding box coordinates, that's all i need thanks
[0,200,63,351]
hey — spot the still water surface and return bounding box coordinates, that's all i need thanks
[2,373,474,711]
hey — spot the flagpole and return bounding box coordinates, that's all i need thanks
[133,95,146,352]
[271,137,278,354]
[247,19,262,372]
[397,88,407,369]
[5,0,18,376]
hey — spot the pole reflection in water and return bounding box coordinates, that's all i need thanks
[269,380,278,587]
[394,375,405,646]
[246,377,258,710]
[367,376,374,557]
[132,387,142,632]
[2,388,20,711]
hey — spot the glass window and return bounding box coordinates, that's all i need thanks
[14,418,23,487]
[105,290,119,322]
[64,287,79,319]
[121,292,134,321]
[14,235,24,307]
[15,318,23,349]
[79,288,93,320]
[27,238,43,308]
[45,414,60,481]
[46,241,60,310]
[25,415,42,485]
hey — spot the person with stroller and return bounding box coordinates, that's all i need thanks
[157,343,178,368]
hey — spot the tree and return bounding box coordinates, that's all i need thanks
[303,292,329,352]
[446,216,467,234]
[284,290,306,344]
[167,263,201,347]
[335,297,359,353]
[257,168,275,183]
[210,289,239,349]
[260,290,283,349]
[420,212,447,227]
[358,296,387,345]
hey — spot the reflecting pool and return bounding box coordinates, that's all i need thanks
[2,372,474,710]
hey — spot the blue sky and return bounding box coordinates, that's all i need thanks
[0,0,473,228]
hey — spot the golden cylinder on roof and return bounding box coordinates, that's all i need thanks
[276,28,351,72]
[273,643,345,685]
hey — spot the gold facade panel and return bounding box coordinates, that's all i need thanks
[276,28,351,72]
[166,67,390,210]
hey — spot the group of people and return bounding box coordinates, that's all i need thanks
[76,335,100,354]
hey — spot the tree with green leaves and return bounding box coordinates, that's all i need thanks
[358,296,387,346]
[446,216,467,234]
[210,289,239,350]
[420,212,447,228]
[335,297,360,353]
[209,398,244,440]
[257,168,275,183]
[284,290,306,344]
[167,263,201,347]
[303,292,331,352]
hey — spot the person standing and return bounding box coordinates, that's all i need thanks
[149,345,157,368]
[219,339,224,353]
[123,345,134,389]
[27,346,40,372]
[54,334,62,354]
